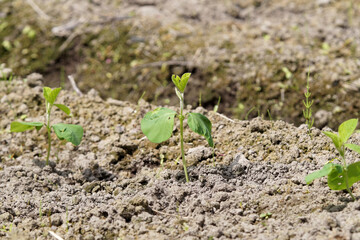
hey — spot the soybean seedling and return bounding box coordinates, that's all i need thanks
[10,87,83,165]
[303,70,314,138]
[141,73,213,182]
[305,119,360,201]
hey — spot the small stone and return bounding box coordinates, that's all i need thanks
[26,73,43,87]
[51,215,63,227]
[0,212,13,222]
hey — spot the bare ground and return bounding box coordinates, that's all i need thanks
[1,77,360,239]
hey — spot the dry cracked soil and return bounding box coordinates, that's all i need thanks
[1,76,360,240]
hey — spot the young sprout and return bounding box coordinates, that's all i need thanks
[305,119,360,201]
[141,73,213,182]
[303,70,314,138]
[10,87,83,165]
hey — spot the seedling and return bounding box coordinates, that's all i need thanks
[303,70,314,138]
[0,223,12,232]
[305,119,360,201]
[10,87,83,165]
[260,212,272,220]
[213,97,221,113]
[141,73,213,182]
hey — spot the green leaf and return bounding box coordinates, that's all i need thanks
[141,107,176,143]
[10,121,43,132]
[339,119,358,144]
[327,164,346,190]
[305,163,334,184]
[327,163,360,190]
[323,131,342,151]
[172,73,191,93]
[172,75,181,91]
[345,143,360,155]
[187,112,214,147]
[54,104,71,116]
[43,87,61,105]
[347,162,360,188]
[43,87,51,101]
[52,123,83,146]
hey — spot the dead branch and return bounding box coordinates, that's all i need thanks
[26,0,51,20]
[67,75,83,96]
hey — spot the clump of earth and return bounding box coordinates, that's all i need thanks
[1,0,360,129]
[1,75,360,239]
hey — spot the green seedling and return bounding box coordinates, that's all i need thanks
[213,96,221,113]
[141,73,213,182]
[10,87,83,165]
[260,212,272,220]
[0,223,12,232]
[305,119,360,201]
[303,70,314,138]
[282,67,292,79]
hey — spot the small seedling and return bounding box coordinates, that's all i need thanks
[303,70,314,138]
[10,87,83,165]
[213,96,221,113]
[0,223,12,232]
[282,67,292,79]
[141,73,213,182]
[305,119,360,201]
[260,212,272,220]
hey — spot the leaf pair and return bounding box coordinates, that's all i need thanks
[172,73,191,93]
[141,107,213,147]
[323,118,358,156]
[306,119,360,198]
[43,87,71,116]
[305,162,360,190]
[10,122,83,146]
[10,86,84,165]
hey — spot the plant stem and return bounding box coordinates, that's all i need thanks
[179,92,189,182]
[45,102,51,165]
[344,169,355,201]
[303,70,314,139]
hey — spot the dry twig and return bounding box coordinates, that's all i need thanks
[132,60,196,69]
[68,75,83,96]
[48,231,64,240]
[26,0,51,20]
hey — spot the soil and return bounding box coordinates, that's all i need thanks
[1,76,360,239]
[1,0,360,129]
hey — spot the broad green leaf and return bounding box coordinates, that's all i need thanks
[10,121,43,132]
[172,75,181,90]
[305,163,334,184]
[52,123,83,146]
[172,73,191,93]
[43,87,61,105]
[141,107,176,143]
[339,119,358,144]
[323,131,341,151]
[347,162,360,188]
[327,163,360,190]
[187,112,214,147]
[345,143,360,155]
[54,104,71,116]
[43,87,52,101]
[327,164,346,190]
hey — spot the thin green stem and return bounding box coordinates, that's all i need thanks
[344,170,355,201]
[45,102,52,165]
[303,70,314,139]
[179,93,189,182]
[46,126,51,165]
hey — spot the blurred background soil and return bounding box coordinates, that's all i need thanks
[1,0,360,129]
